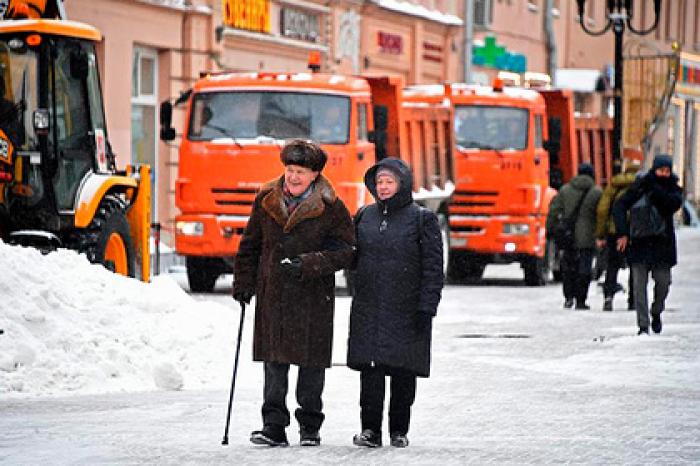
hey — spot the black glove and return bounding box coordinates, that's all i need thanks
[415,312,433,332]
[280,257,303,279]
[233,290,253,305]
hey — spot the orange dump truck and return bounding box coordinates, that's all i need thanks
[408,82,614,285]
[160,72,454,292]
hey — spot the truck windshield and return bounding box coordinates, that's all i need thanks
[455,105,528,151]
[0,38,38,152]
[188,91,351,144]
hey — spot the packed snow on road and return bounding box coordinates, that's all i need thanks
[1,229,700,464]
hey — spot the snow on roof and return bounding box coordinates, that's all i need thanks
[0,240,234,396]
[371,0,463,26]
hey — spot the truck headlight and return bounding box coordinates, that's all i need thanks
[502,223,530,235]
[176,221,204,236]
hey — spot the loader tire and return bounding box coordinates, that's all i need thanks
[81,195,136,278]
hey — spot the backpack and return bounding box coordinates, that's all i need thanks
[629,193,666,239]
[552,186,591,250]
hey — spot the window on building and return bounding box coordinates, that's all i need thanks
[474,0,493,28]
[696,0,700,47]
[131,47,158,221]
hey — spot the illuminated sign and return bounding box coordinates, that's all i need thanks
[472,36,527,73]
[281,7,320,43]
[378,31,402,55]
[222,0,271,33]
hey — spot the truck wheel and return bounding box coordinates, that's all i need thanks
[82,195,136,277]
[523,255,547,286]
[186,256,220,293]
[448,251,485,284]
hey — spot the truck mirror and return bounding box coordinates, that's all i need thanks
[69,49,89,80]
[159,101,176,141]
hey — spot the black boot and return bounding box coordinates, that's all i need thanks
[651,314,662,334]
[353,429,382,447]
[299,425,321,446]
[250,425,289,447]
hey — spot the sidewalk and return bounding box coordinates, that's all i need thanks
[1,228,698,465]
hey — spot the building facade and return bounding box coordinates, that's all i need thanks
[65,0,700,249]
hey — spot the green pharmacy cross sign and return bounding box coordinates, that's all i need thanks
[472,36,527,73]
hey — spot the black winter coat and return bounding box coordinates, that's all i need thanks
[612,171,683,267]
[347,158,444,377]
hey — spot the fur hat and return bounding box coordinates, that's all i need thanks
[577,162,595,179]
[652,154,673,171]
[280,139,327,172]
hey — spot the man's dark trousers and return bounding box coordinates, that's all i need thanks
[262,361,325,430]
[561,247,594,305]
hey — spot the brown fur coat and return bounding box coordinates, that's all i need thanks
[233,175,355,367]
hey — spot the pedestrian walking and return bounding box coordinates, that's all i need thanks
[347,158,444,448]
[232,139,355,447]
[595,158,642,311]
[612,154,683,335]
[546,163,603,310]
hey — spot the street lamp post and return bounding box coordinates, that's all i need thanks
[575,0,662,163]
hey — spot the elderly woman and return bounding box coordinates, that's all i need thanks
[233,139,355,447]
[347,157,444,448]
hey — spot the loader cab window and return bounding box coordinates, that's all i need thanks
[0,36,41,206]
[50,40,94,211]
[455,105,528,151]
[0,39,39,152]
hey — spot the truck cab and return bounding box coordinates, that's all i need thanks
[430,82,552,285]
[166,72,376,291]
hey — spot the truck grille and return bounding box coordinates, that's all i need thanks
[450,190,498,209]
[211,187,257,209]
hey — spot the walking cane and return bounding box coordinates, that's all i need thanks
[221,301,246,446]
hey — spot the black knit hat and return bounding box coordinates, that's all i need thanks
[280,139,327,172]
[652,154,673,171]
[577,162,595,179]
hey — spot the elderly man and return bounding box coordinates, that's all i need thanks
[233,139,355,447]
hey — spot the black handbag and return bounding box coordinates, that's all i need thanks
[629,193,666,239]
[552,186,591,250]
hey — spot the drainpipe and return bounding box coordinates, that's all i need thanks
[543,0,557,79]
[463,0,473,83]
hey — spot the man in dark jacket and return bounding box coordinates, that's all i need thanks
[612,154,683,335]
[233,140,355,447]
[347,157,444,448]
[546,163,603,309]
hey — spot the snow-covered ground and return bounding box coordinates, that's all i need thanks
[1,228,699,464]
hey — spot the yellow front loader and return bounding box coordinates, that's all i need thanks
[0,1,150,281]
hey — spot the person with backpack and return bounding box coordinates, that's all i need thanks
[546,163,603,310]
[232,140,355,447]
[595,159,642,311]
[612,154,683,335]
[347,157,444,448]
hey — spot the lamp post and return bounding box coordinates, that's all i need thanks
[575,0,662,163]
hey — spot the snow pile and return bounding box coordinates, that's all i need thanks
[0,241,236,396]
